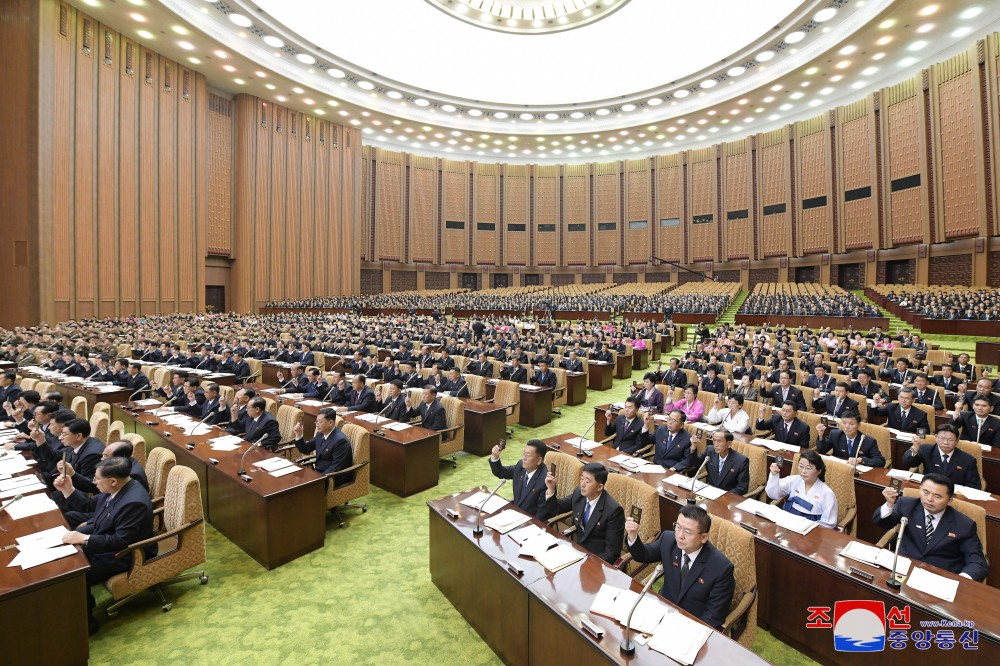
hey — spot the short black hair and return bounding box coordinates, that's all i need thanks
[20,390,40,405]
[52,409,77,425]
[249,396,266,411]
[38,402,60,416]
[583,462,609,485]
[97,457,132,480]
[678,505,711,534]
[780,400,798,412]
[840,410,860,423]
[727,393,744,406]
[317,407,338,422]
[669,408,686,423]
[526,439,548,459]
[625,396,640,409]
[936,423,959,438]
[65,418,91,437]
[921,472,955,497]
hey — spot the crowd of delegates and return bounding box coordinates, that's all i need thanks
[884,288,1000,321]
[265,289,733,317]
[738,291,881,317]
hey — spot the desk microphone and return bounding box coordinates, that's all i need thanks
[473,479,506,537]
[238,435,268,479]
[886,516,908,590]
[577,420,596,458]
[127,384,150,404]
[153,393,180,419]
[0,494,24,521]
[620,563,664,655]
[372,399,394,436]
[851,436,864,477]
[187,409,215,446]
[195,356,210,369]
[86,367,105,380]
[688,455,710,499]
[61,362,77,375]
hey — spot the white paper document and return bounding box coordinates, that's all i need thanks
[380,422,411,431]
[636,464,667,474]
[954,485,994,502]
[887,469,923,483]
[483,509,532,534]
[210,442,242,452]
[517,531,560,559]
[533,542,585,572]
[269,465,300,478]
[661,474,729,500]
[7,544,78,570]
[565,437,602,451]
[0,458,31,475]
[905,566,960,602]
[209,435,244,446]
[1,482,46,499]
[610,589,666,635]
[16,525,70,551]
[818,454,872,474]
[3,493,59,520]
[507,524,545,546]
[886,428,916,442]
[0,475,43,493]
[735,498,820,535]
[459,491,509,515]
[254,457,295,472]
[749,437,802,454]
[840,540,911,576]
[588,583,622,617]
[134,398,162,407]
[296,400,327,407]
[648,611,713,665]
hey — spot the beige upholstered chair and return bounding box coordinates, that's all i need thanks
[730,440,767,499]
[108,420,126,446]
[275,404,303,458]
[122,433,147,467]
[319,422,370,528]
[103,466,207,617]
[71,396,88,420]
[709,517,758,648]
[796,411,822,448]
[876,488,987,554]
[146,447,176,506]
[244,358,262,384]
[33,381,54,397]
[847,392,869,420]
[791,453,857,534]
[438,396,465,467]
[90,411,110,445]
[486,380,520,434]
[543,451,584,504]
[93,402,111,418]
[262,397,278,418]
[857,422,892,467]
[605,474,659,574]
[20,378,37,391]
[462,374,486,400]
[551,368,567,414]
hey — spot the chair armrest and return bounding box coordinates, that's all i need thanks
[597,434,615,445]
[633,444,653,458]
[438,425,463,436]
[482,398,495,403]
[275,443,298,454]
[325,460,370,479]
[113,517,205,559]
[876,525,899,549]
[838,506,857,532]
[552,387,566,399]
[743,485,764,500]
[546,510,573,526]
[721,587,757,638]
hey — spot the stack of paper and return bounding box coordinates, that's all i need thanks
[517,531,560,559]
[841,541,911,576]
[694,423,720,433]
[662,474,728,500]
[887,469,923,483]
[533,542,585,572]
[354,413,384,423]
[0,457,31,476]
[483,509,531,534]
[749,438,802,454]
[609,454,643,470]
[254,458,295,473]
[609,588,667,634]
[648,611,713,665]
[508,524,545,545]
[905,567,960,602]
[588,583,622,617]
[886,428,916,442]
[954,485,994,502]
[381,422,411,431]
[6,544,78,570]
[460,491,509,515]
[518,384,536,391]
[134,398,162,407]
[3,493,58,520]
[818,454,872,474]
[15,525,69,550]
[297,399,327,407]
[735,498,820,535]
[565,437,602,451]
[0,475,46,499]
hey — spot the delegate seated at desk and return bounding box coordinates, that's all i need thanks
[816,411,885,468]
[624,505,735,630]
[766,449,839,529]
[901,424,981,490]
[488,438,548,518]
[694,431,750,496]
[541,462,624,563]
[639,409,693,472]
[291,408,354,487]
[604,397,644,455]
[873,473,989,581]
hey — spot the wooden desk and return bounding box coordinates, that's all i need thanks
[614,354,634,380]
[565,371,587,406]
[0,459,91,666]
[976,342,1000,367]
[428,491,764,666]
[460,399,508,456]
[542,433,1000,663]
[17,369,133,412]
[588,361,614,391]
[633,348,649,371]
[518,386,553,428]
[112,404,326,569]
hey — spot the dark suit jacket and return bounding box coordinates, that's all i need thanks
[912,388,944,410]
[377,394,409,422]
[951,412,1000,447]
[870,403,929,433]
[849,380,879,399]
[489,458,547,517]
[901,443,981,489]
[639,426,693,471]
[0,383,21,406]
[346,386,376,413]
[129,458,150,492]
[873,497,988,581]
[243,413,282,451]
[660,369,687,388]
[125,373,150,393]
[817,430,885,467]
[932,374,961,392]
[532,370,556,390]
[766,385,807,412]
[501,366,528,383]
[637,388,665,414]
[295,428,354,486]
[604,414,644,455]
[197,397,230,426]
[468,361,494,377]
[60,479,156,563]
[627,533,735,628]
[543,489,625,563]
[563,359,584,373]
[65,437,105,494]
[406,399,447,432]
[755,415,811,449]
[303,380,330,399]
[441,380,470,398]
[698,448,750,495]
[816,395,859,418]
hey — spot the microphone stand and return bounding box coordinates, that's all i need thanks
[886,516,909,590]
[372,399,393,436]
[578,420,596,458]
[620,564,665,654]
[851,436,863,477]
[187,409,215,447]
[149,393,180,424]
[127,384,150,406]
[472,479,506,537]
[688,455,710,501]
[237,435,268,480]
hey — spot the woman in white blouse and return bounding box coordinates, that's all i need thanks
[765,449,839,529]
[706,393,750,434]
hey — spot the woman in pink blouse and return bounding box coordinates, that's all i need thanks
[665,384,704,422]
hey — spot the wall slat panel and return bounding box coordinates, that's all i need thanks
[688,149,716,262]
[442,160,467,264]
[410,155,437,263]
[475,164,499,265]
[301,120,316,298]
[625,159,650,265]
[594,164,619,265]
[837,99,875,251]
[157,58,177,311]
[137,48,158,313]
[206,94,233,256]
[505,165,529,265]
[286,112,302,299]
[375,149,403,261]
[758,129,790,258]
[73,16,96,318]
[795,116,832,255]
[176,67,196,312]
[117,35,138,314]
[534,165,559,265]
[51,5,73,321]
[564,164,590,265]
[723,140,751,260]
[655,155,683,263]
[883,77,926,246]
[96,25,117,317]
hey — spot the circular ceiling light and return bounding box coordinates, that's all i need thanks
[296,53,316,64]
[621,104,636,112]
[357,81,375,90]
[414,98,430,107]
[570,111,585,118]
[229,14,252,28]
[494,111,508,119]
[519,113,533,120]
[263,35,284,48]
[700,79,717,89]
[727,66,746,77]
[386,90,403,99]
[960,7,983,19]
[814,7,837,22]
[647,97,663,106]
[595,108,611,116]
[442,104,457,112]
[327,68,346,78]
[839,44,857,55]
[785,31,805,44]
[674,89,690,98]
[544,112,559,120]
[467,109,483,116]
[178,41,194,50]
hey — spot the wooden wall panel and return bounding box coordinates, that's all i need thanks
[96,27,117,317]
[534,165,559,265]
[758,129,790,258]
[73,16,96,317]
[723,140,751,260]
[564,165,589,265]
[505,165,529,265]
[410,156,437,263]
[594,165,620,265]
[796,116,832,255]
[475,164,499,265]
[655,155,683,263]
[625,159,650,265]
[688,149,716,262]
[837,100,875,251]
[300,117,316,297]
[375,149,403,261]
[883,78,926,246]
[50,3,73,322]
[117,37,138,315]
[442,160,467,264]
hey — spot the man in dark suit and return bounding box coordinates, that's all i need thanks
[54,457,155,634]
[189,383,229,426]
[951,396,1000,446]
[532,359,556,390]
[376,381,409,421]
[241,396,281,451]
[344,375,376,413]
[500,357,528,384]
[911,374,944,410]
[951,353,976,382]
[881,358,914,385]
[441,368,470,398]
[955,378,1000,417]
[696,431,750,495]
[804,366,836,393]
[814,382,859,418]
[603,397,645,455]
[639,409,693,472]
[871,388,930,433]
[468,353,494,377]
[54,418,105,494]
[489,438,548,518]
[276,363,309,394]
[303,368,330,399]
[152,370,187,404]
[901,424,981,489]
[850,371,879,400]
[932,365,962,393]
[230,351,252,382]
[764,371,806,412]
[292,408,354,487]
[873,473,988,581]
[0,371,22,407]
[174,378,207,417]
[124,362,150,395]
[754,401,811,449]
[562,351,584,373]
[404,385,447,432]
[542,462,625,563]
[624,505,735,629]
[102,439,149,492]
[816,411,885,467]
[298,343,315,368]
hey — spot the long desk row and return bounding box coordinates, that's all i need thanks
[542,433,1000,663]
[428,490,766,665]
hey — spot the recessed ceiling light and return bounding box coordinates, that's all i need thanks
[700,79,717,89]
[785,31,805,44]
[338,110,349,116]
[916,24,934,33]
[839,45,857,55]
[851,80,868,90]
[872,52,885,60]
[82,0,98,6]
[878,19,896,29]
[494,111,508,119]
[234,78,246,85]
[861,66,879,76]
[357,81,375,90]
[188,57,201,65]
[836,60,851,69]
[756,50,775,62]
[621,104,636,112]
[263,35,284,48]
[129,12,146,22]
[177,41,194,50]
[790,91,804,99]
[519,113,533,120]
[276,96,286,102]
[544,113,559,120]
[292,87,304,94]
[595,108,611,115]
[768,114,780,121]
[951,27,972,38]
[229,14,252,28]
[213,49,228,59]
[328,69,346,78]
[137,30,154,39]
[779,103,793,111]
[254,71,266,78]
[647,97,663,106]
[876,36,892,46]
[819,87,834,95]
[673,90,690,99]
[295,53,315,64]
[898,56,917,67]
[328,100,339,107]
[830,74,843,82]
[172,26,189,35]
[222,65,235,72]
[727,66,746,77]
[814,8,837,22]
[386,91,403,99]
[918,5,939,16]
[414,98,430,107]
[467,108,483,116]
[264,83,275,90]
[763,96,774,102]
[908,40,928,51]
[570,111,585,118]
[738,98,749,105]
[805,66,819,75]
[960,7,983,20]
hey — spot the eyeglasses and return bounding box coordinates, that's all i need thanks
[672,522,701,538]
[797,464,817,472]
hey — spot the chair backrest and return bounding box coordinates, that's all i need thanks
[463,374,486,400]
[276,404,303,443]
[33,381,54,397]
[93,402,111,417]
[795,411,822,448]
[71,395,88,420]
[262,397,278,418]
[857,422,892,467]
[439,395,465,455]
[493,380,520,407]
[90,411,110,445]
[708,516,758,649]
[122,433,147,467]
[162,466,206,563]
[108,420,126,445]
[792,452,856,533]
[730,440,767,499]
[551,368,568,408]
[605,473,659,573]
[20,378,37,391]
[339,422,370,491]
[847,392,869,420]
[915,436,985,491]
[911,402,936,425]
[900,488,987,553]
[146,446,177,500]
[543,451,584,497]
[219,384,235,406]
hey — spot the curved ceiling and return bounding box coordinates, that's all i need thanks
[75,0,1000,163]
[255,0,803,105]
[422,0,635,35]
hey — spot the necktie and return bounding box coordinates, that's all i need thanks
[835,399,842,415]
[846,437,855,456]
[925,513,935,545]
[718,456,724,473]
[681,553,690,582]
[901,410,908,423]
[666,433,674,449]
[523,474,530,491]
[582,501,592,526]
[942,454,950,470]
[977,418,984,443]
[355,392,361,405]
